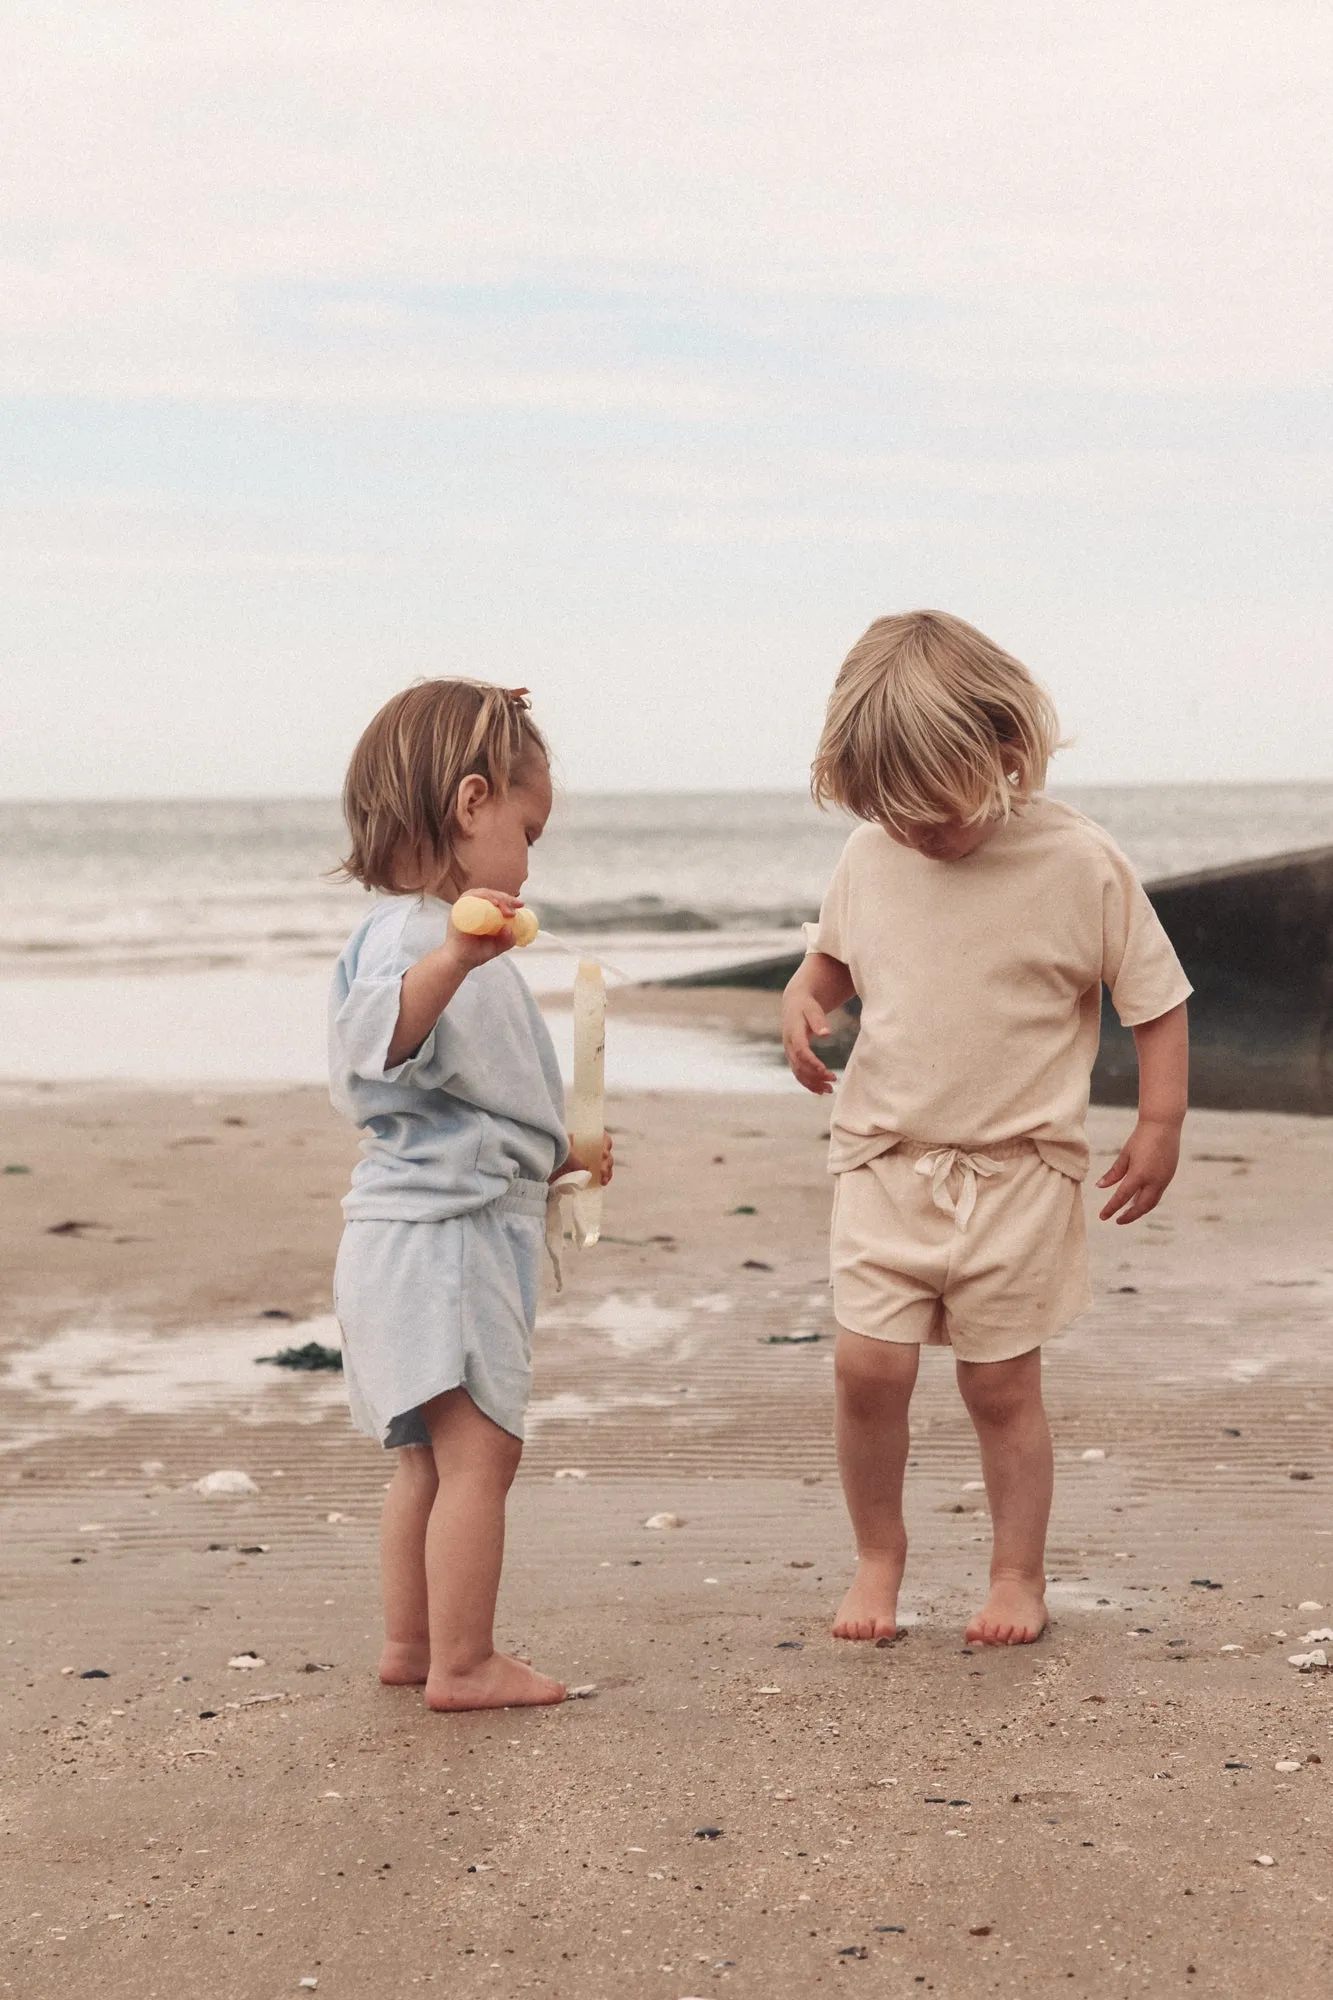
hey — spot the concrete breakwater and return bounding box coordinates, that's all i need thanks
[658,843,1333,1116]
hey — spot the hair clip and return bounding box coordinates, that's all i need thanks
[503,686,532,710]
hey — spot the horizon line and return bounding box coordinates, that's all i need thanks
[3,776,1333,810]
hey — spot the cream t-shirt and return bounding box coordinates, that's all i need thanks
[804,796,1192,1181]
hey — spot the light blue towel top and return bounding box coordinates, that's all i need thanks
[329,895,568,1222]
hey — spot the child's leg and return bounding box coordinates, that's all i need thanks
[955,1347,1052,1645]
[420,1387,566,1711]
[832,1329,920,1640]
[379,1444,438,1684]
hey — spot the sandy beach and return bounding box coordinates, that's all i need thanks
[3,1044,1331,1998]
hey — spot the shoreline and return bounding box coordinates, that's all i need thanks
[0,971,800,1094]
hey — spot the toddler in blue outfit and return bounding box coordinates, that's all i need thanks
[329,680,612,1711]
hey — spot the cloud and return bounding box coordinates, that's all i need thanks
[2,2,1331,792]
[2,1,1330,404]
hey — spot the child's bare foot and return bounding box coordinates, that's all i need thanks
[379,1640,431,1686]
[965,1575,1048,1646]
[425,1651,567,1711]
[833,1553,905,1642]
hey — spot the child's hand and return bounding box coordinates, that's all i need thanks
[1096,1118,1182,1224]
[446,889,523,968]
[783,991,837,1096]
[563,1131,614,1186]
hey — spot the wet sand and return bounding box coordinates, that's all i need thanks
[2,1079,1332,1998]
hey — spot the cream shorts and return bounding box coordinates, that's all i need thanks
[831,1139,1091,1363]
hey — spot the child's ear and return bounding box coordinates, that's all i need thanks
[453,773,492,831]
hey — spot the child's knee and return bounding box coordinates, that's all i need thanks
[957,1351,1042,1425]
[835,1329,918,1414]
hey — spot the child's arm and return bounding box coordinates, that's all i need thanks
[559,1130,614,1186]
[782,951,856,1096]
[1096,1000,1188,1223]
[385,889,522,1069]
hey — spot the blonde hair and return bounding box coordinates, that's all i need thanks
[811,610,1060,833]
[337,679,549,893]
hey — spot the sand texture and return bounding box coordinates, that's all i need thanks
[2,1083,1332,1998]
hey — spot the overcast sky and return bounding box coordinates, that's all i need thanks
[3,1,1331,797]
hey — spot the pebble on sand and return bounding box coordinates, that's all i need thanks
[1080,1449,1107,1462]
[644,1512,685,1529]
[554,1468,589,1480]
[1301,1627,1333,1644]
[1274,1760,1302,1772]
[1287,1650,1328,1671]
[228,1652,266,1670]
[195,1470,260,1497]
[1297,1600,1324,1612]
[1253,1854,1276,1867]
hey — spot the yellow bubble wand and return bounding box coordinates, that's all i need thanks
[450,893,541,948]
[450,893,627,983]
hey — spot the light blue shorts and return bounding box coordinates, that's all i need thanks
[333,1179,547,1448]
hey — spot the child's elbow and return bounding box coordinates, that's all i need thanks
[1136,999,1189,1036]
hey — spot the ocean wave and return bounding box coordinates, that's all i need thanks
[3,784,1329,970]
[532,896,817,935]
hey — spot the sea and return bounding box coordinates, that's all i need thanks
[1,785,1330,1089]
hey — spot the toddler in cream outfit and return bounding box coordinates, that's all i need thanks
[784,611,1191,1647]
